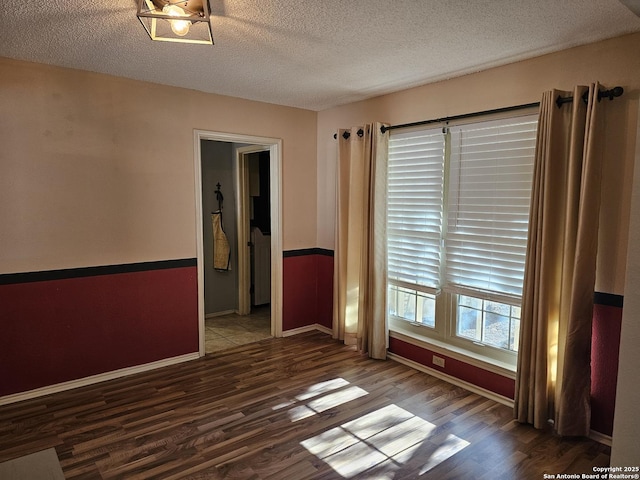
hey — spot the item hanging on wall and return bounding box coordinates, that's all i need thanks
[212,183,231,271]
[214,182,224,211]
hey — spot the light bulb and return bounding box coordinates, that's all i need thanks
[162,4,191,37]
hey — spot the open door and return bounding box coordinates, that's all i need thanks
[235,145,270,316]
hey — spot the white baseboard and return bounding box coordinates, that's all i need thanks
[205,310,237,319]
[588,429,612,446]
[0,352,200,406]
[389,352,613,446]
[388,352,514,407]
[282,324,333,337]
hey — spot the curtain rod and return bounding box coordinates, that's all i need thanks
[379,101,540,134]
[380,86,624,135]
[333,86,623,138]
[554,86,623,108]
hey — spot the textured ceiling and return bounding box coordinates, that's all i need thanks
[1,0,639,111]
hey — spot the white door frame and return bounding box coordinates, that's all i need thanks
[235,145,270,316]
[193,130,283,356]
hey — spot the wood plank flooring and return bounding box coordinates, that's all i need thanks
[0,332,610,479]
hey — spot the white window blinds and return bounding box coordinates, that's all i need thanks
[445,115,538,302]
[387,128,445,293]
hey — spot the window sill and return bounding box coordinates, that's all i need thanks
[389,324,516,379]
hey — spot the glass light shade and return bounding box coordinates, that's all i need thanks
[163,5,191,36]
[137,0,213,45]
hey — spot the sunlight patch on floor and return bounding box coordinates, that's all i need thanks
[301,404,470,478]
[272,378,352,412]
[295,378,351,401]
[289,385,368,422]
[271,378,369,422]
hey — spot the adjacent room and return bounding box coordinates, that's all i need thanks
[1,0,639,478]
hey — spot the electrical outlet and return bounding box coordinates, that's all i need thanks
[432,355,445,368]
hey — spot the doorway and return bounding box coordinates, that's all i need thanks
[193,130,283,357]
[236,146,272,316]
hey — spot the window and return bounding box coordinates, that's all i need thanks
[387,114,538,365]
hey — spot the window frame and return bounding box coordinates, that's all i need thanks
[386,110,538,369]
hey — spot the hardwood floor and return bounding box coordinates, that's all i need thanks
[0,332,609,479]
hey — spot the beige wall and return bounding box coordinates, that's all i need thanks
[0,57,317,274]
[317,32,640,295]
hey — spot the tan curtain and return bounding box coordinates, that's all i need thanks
[333,123,389,359]
[515,84,605,436]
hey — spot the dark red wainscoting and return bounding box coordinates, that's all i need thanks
[388,337,516,400]
[315,253,334,330]
[0,265,198,397]
[282,250,334,332]
[283,254,319,330]
[591,302,623,436]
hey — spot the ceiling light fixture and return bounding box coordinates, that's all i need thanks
[137,0,213,45]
